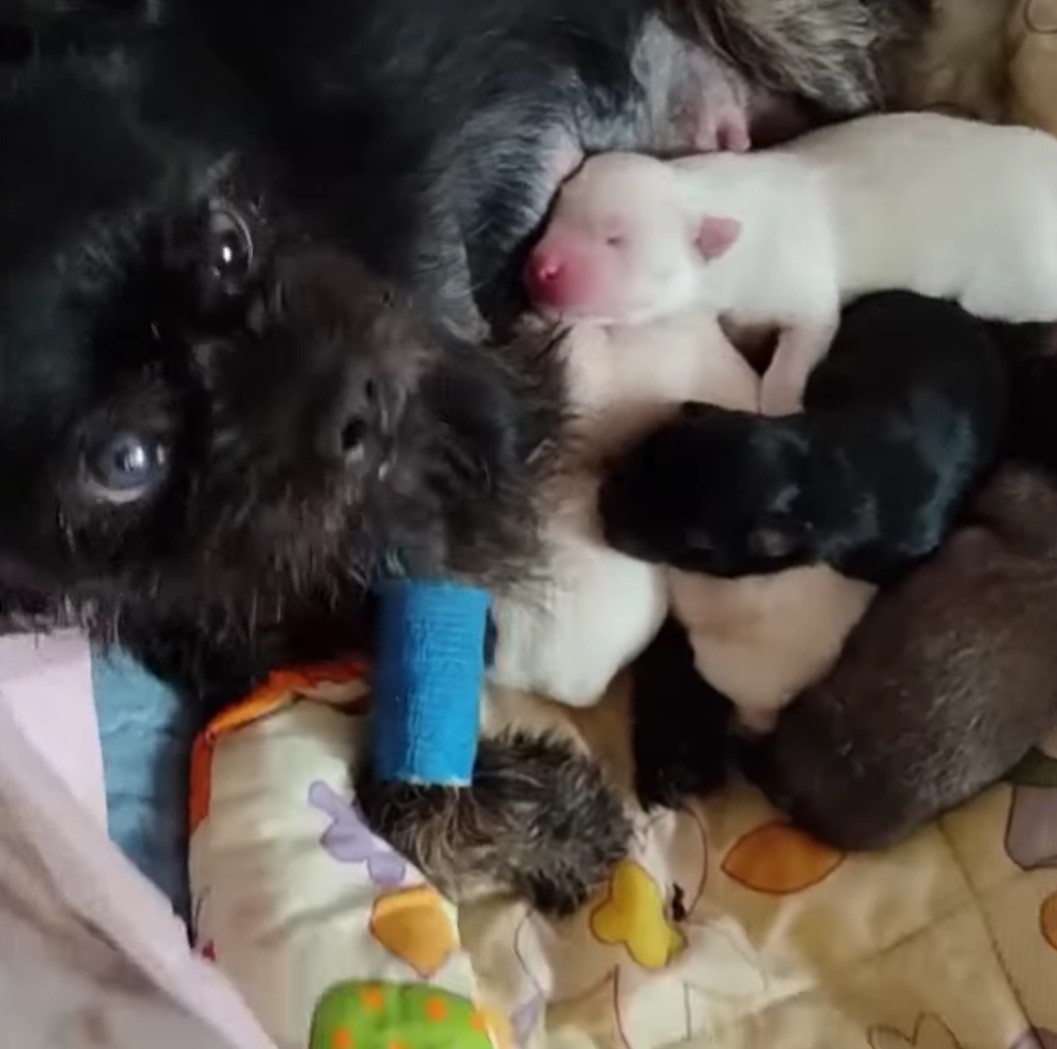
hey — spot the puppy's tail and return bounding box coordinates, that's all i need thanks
[662,0,931,114]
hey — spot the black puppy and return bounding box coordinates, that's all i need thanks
[614,292,1009,809]
[0,0,929,913]
[601,292,1008,586]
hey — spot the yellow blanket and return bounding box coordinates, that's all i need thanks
[189,31,1057,1043]
[908,0,1057,136]
[190,668,1057,1049]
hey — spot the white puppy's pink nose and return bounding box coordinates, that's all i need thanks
[526,241,605,313]
[525,249,567,302]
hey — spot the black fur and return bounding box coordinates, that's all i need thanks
[0,47,563,689]
[0,1,928,910]
[600,291,1008,585]
[357,731,631,916]
[630,617,733,810]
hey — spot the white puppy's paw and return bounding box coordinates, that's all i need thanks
[758,366,805,417]
[734,707,779,735]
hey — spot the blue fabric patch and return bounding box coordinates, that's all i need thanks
[373,579,489,786]
[91,648,193,919]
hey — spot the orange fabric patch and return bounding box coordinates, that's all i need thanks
[188,657,368,837]
[188,733,214,836]
[722,821,845,895]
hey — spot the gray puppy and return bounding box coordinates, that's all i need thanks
[748,464,1057,848]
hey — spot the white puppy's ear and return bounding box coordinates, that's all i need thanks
[694,216,741,261]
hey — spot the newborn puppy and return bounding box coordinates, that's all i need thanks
[526,113,1057,414]
[601,292,1008,585]
[489,311,759,706]
[491,312,872,730]
[745,464,1057,849]
[618,292,1009,808]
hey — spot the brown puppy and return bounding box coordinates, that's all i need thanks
[746,464,1057,849]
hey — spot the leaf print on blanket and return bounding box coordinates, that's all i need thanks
[513,808,764,1049]
[369,886,458,979]
[1041,890,1057,952]
[722,821,845,894]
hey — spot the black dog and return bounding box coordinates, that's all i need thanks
[601,291,1008,586]
[0,47,620,913]
[613,292,1010,810]
[0,1,929,912]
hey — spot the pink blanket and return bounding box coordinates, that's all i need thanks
[0,632,277,1049]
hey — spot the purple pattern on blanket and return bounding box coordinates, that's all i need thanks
[308,780,407,887]
[1005,748,1057,870]
[509,995,545,1048]
[1010,1030,1057,1049]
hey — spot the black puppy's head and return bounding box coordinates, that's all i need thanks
[0,56,560,636]
[598,402,813,576]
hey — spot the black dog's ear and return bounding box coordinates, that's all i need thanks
[746,513,811,562]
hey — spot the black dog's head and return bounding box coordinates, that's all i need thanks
[0,53,561,641]
[598,402,813,577]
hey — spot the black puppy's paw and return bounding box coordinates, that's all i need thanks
[635,746,728,812]
[735,733,791,807]
[631,618,734,811]
[357,731,629,917]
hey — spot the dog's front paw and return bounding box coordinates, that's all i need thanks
[358,731,630,916]
[634,748,728,812]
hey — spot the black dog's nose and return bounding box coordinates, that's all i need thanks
[315,360,386,464]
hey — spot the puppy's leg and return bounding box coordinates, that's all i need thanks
[734,707,779,735]
[631,618,734,810]
[760,320,838,416]
[357,731,630,916]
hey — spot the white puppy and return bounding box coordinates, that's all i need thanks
[525,112,1057,414]
[488,311,873,731]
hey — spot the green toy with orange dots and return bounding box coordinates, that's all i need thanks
[309,982,498,1049]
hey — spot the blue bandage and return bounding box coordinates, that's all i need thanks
[372,578,490,786]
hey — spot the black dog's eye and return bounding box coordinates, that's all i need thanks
[83,431,169,503]
[206,205,254,285]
